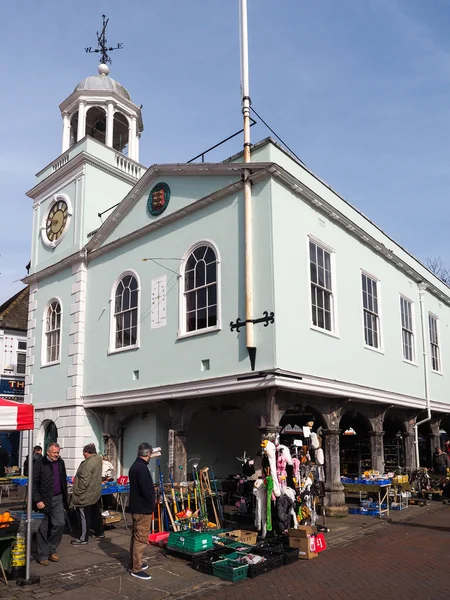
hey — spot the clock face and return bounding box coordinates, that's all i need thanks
[46,199,69,243]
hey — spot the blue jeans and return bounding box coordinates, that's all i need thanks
[36,493,65,560]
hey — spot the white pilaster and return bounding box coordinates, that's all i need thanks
[135,132,140,163]
[106,102,114,148]
[24,282,38,405]
[129,116,137,160]
[77,102,86,142]
[66,262,87,403]
[62,113,71,153]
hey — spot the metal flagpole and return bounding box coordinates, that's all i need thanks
[25,429,33,580]
[239,0,256,370]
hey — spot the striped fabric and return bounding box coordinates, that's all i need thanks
[0,398,34,431]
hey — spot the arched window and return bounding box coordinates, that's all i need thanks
[45,300,61,363]
[183,244,219,333]
[113,273,139,349]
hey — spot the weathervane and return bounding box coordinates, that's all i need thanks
[85,14,123,65]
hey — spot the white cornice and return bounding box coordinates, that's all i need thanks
[82,369,449,414]
[22,251,86,285]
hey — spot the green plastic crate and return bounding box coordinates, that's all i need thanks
[167,531,213,554]
[212,558,249,582]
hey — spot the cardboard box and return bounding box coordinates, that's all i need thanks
[296,538,318,560]
[288,525,317,540]
[102,510,122,524]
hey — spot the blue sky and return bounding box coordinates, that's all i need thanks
[1,0,450,303]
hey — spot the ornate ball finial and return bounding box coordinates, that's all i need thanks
[98,63,110,76]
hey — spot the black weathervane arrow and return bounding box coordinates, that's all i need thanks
[85,14,123,64]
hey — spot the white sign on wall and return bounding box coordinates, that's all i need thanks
[151,275,167,329]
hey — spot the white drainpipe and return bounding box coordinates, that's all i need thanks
[414,283,431,468]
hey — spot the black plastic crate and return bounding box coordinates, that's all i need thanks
[283,547,299,565]
[191,547,235,576]
[247,553,283,578]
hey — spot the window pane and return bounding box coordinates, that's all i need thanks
[197,288,207,309]
[309,242,316,264]
[197,309,207,330]
[207,305,217,327]
[205,247,216,264]
[206,262,216,284]
[195,261,206,287]
[187,311,196,332]
[208,285,217,307]
[185,269,195,292]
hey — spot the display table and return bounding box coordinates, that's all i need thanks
[390,482,410,509]
[343,483,391,518]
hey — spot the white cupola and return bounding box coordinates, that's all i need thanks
[59,63,143,162]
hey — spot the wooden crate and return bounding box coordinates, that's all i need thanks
[102,510,122,524]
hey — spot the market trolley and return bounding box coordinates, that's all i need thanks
[343,482,391,518]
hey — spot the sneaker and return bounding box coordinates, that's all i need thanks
[71,539,88,545]
[128,562,149,572]
[130,571,151,580]
[38,559,49,566]
[49,553,59,562]
[90,532,105,539]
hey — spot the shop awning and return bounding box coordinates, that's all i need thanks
[0,397,34,431]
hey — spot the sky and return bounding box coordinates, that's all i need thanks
[1,0,450,303]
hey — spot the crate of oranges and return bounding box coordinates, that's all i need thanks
[0,512,18,537]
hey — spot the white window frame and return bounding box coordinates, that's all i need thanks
[400,295,416,365]
[178,240,221,339]
[41,298,62,367]
[361,271,383,353]
[16,340,26,375]
[307,236,338,337]
[109,270,141,354]
[428,313,442,374]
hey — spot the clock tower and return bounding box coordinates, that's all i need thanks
[26,63,144,275]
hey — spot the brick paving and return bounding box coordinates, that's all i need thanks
[197,506,450,600]
[0,503,447,599]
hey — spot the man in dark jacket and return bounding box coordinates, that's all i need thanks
[32,443,68,566]
[23,445,43,476]
[433,447,450,475]
[71,443,104,545]
[128,442,155,581]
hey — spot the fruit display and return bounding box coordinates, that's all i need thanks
[0,511,14,528]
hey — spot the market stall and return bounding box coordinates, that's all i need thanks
[0,398,36,585]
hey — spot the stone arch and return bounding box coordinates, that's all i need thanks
[186,401,261,479]
[383,413,407,471]
[113,111,130,153]
[86,105,107,144]
[339,410,373,476]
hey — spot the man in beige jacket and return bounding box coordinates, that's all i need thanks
[71,443,104,545]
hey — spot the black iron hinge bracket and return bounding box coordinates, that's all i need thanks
[230,311,275,333]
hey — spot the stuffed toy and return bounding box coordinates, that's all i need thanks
[277,486,298,533]
[261,439,281,497]
[253,478,267,538]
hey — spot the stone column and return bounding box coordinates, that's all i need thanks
[173,430,188,483]
[258,424,281,443]
[106,102,114,148]
[322,429,348,516]
[368,431,385,473]
[135,132,140,163]
[129,117,137,160]
[402,432,417,472]
[77,102,86,142]
[62,112,71,153]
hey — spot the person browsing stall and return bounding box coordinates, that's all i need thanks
[71,443,104,545]
[33,442,68,566]
[128,442,155,580]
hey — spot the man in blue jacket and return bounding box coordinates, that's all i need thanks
[128,442,155,580]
